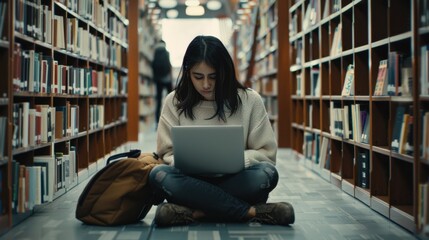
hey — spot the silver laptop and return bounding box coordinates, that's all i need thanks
[171,125,245,175]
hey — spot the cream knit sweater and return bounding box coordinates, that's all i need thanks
[156,88,277,168]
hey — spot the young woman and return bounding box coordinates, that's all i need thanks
[149,35,295,227]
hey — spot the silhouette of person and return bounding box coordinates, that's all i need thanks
[152,39,173,125]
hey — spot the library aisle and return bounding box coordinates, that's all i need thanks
[0,129,417,240]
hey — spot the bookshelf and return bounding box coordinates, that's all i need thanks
[127,0,158,138]
[0,0,130,235]
[287,0,429,235]
[138,6,156,133]
[234,0,292,147]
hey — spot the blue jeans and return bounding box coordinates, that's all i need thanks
[148,162,279,221]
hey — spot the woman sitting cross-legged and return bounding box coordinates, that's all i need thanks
[149,35,295,227]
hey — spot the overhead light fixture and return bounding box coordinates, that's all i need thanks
[186,5,205,16]
[166,9,179,18]
[206,0,222,11]
[159,0,178,8]
[185,0,200,7]
[248,1,256,6]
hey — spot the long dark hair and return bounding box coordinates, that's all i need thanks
[175,35,246,121]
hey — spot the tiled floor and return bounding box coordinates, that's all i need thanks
[0,130,420,240]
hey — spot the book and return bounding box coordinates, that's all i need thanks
[33,155,55,202]
[341,64,354,96]
[55,152,63,190]
[22,102,29,148]
[418,183,429,229]
[401,57,413,97]
[11,160,19,212]
[318,136,329,169]
[0,117,6,157]
[391,106,407,153]
[373,60,388,96]
[357,149,370,188]
[330,23,342,56]
[423,112,429,160]
[387,51,403,96]
[343,105,349,140]
[0,2,7,40]
[311,68,320,96]
[404,115,414,156]
[421,45,429,96]
[398,113,410,154]
[13,43,22,92]
[361,112,370,144]
[32,162,48,203]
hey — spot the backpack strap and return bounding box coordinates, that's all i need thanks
[106,149,142,165]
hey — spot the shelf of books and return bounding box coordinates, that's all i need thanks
[288,0,428,235]
[0,0,130,234]
[138,6,156,133]
[0,0,11,235]
[234,0,283,141]
[253,0,279,139]
[234,1,259,87]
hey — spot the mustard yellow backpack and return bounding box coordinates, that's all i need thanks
[75,150,164,225]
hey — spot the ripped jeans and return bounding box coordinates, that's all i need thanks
[148,162,279,221]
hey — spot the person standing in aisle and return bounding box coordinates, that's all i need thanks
[152,39,173,126]
[149,35,295,227]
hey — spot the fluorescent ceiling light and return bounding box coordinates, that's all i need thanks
[185,0,200,7]
[186,6,205,16]
[207,0,222,11]
[166,9,179,18]
[159,0,177,8]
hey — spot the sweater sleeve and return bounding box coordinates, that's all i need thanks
[156,92,178,165]
[244,90,278,167]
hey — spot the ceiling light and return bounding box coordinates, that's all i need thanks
[206,0,222,11]
[159,0,177,8]
[185,0,200,7]
[248,1,256,6]
[166,9,179,18]
[186,5,205,16]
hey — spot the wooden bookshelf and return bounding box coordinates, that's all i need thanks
[0,0,130,235]
[287,0,429,235]
[234,0,292,147]
[138,5,157,133]
[127,1,159,135]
